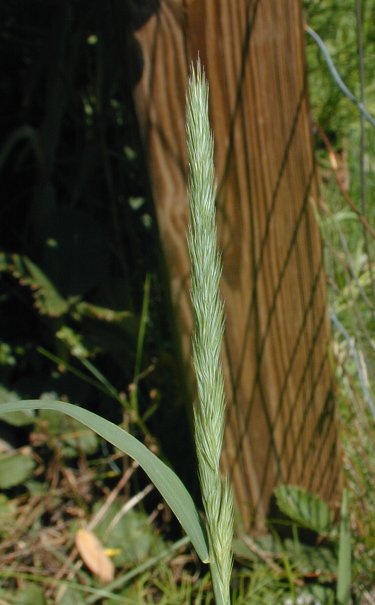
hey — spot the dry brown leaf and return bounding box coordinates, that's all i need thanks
[75,528,115,583]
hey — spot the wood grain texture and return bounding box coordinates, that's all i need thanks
[127,0,342,531]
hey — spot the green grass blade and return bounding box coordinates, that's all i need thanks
[0,399,209,563]
[79,357,121,402]
[337,489,351,605]
[133,273,151,384]
[37,347,113,396]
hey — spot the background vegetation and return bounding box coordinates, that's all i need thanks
[0,1,373,603]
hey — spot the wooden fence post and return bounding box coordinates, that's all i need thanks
[125,0,342,531]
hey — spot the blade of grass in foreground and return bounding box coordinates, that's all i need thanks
[0,399,209,564]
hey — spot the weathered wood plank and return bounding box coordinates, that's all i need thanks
[127,0,342,531]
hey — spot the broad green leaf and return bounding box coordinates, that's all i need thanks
[15,585,46,605]
[0,407,34,427]
[0,388,35,426]
[0,494,17,535]
[0,400,209,563]
[94,505,164,566]
[274,485,333,534]
[57,587,87,605]
[38,409,98,457]
[0,452,35,489]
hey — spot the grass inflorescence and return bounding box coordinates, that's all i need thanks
[186,60,234,605]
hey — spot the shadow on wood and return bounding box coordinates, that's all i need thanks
[123,0,342,532]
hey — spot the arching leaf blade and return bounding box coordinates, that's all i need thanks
[0,399,209,563]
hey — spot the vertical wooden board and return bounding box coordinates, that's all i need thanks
[127,0,342,531]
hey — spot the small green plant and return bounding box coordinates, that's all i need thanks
[0,61,233,604]
[233,485,352,604]
[275,485,352,604]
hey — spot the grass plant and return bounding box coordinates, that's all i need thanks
[186,60,234,605]
[0,2,374,602]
